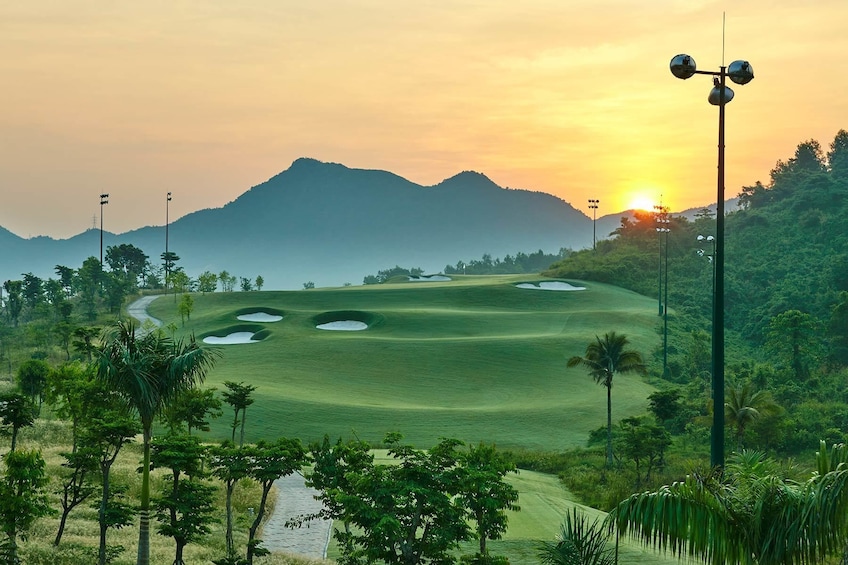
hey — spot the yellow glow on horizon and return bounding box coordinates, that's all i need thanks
[628,194,658,212]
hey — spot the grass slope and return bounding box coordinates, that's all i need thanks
[150,275,660,451]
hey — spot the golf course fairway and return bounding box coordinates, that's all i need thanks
[149,274,661,451]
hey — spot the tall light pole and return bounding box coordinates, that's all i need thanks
[165,192,172,289]
[99,193,109,271]
[670,53,754,469]
[653,204,669,317]
[588,199,600,250]
[655,207,671,376]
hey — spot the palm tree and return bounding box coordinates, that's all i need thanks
[567,332,646,467]
[539,507,616,565]
[96,321,217,565]
[725,382,780,450]
[611,443,848,565]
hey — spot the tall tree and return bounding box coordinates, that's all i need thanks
[162,387,222,436]
[152,433,218,565]
[765,309,823,381]
[315,433,471,565]
[16,358,50,412]
[105,243,149,288]
[221,381,256,448]
[567,332,646,467]
[96,321,217,565]
[0,449,52,563]
[612,444,848,565]
[2,280,23,326]
[457,442,519,558]
[0,392,37,451]
[210,442,253,559]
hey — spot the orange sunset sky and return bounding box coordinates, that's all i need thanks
[1,1,847,239]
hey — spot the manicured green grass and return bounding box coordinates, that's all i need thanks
[149,275,660,451]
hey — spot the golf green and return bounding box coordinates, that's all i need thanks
[149,274,660,451]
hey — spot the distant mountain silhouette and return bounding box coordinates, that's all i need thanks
[0,158,729,289]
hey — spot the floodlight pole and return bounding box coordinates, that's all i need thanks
[588,199,600,250]
[99,193,109,288]
[166,192,172,289]
[670,53,753,469]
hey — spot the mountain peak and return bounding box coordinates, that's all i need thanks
[437,170,498,191]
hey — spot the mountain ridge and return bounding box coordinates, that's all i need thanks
[0,158,730,289]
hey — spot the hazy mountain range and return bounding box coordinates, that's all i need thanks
[0,158,737,289]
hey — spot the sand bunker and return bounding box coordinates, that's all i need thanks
[516,282,586,291]
[237,313,283,322]
[316,321,368,331]
[203,332,261,344]
[408,275,451,282]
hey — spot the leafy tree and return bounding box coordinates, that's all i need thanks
[828,129,848,180]
[0,392,37,451]
[16,358,50,412]
[647,389,682,426]
[218,271,237,292]
[307,435,373,536]
[244,438,307,564]
[85,402,140,565]
[55,265,75,297]
[457,442,519,558]
[162,387,223,435]
[567,332,646,467]
[210,442,252,560]
[72,325,100,361]
[725,382,781,450]
[76,257,103,321]
[221,381,256,447]
[104,272,131,314]
[54,445,99,546]
[169,270,191,297]
[161,251,180,287]
[96,321,218,565]
[105,243,149,288]
[178,294,194,326]
[152,434,218,565]
[303,281,315,290]
[612,445,848,565]
[197,271,218,294]
[0,449,52,562]
[765,310,823,380]
[319,434,471,565]
[254,275,264,291]
[617,417,671,485]
[2,280,23,326]
[538,508,616,565]
[21,272,45,310]
[240,277,253,292]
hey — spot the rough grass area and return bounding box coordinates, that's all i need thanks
[12,419,325,565]
[149,274,661,450]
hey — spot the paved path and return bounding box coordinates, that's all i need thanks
[127,295,163,329]
[127,295,333,560]
[262,473,333,559]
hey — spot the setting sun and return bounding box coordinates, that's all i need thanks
[628,195,657,212]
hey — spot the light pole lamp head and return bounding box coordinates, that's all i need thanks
[728,60,754,85]
[708,83,735,106]
[670,54,697,79]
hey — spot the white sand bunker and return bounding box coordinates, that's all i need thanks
[203,332,261,344]
[408,275,451,282]
[316,321,368,331]
[516,281,586,291]
[237,312,283,322]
